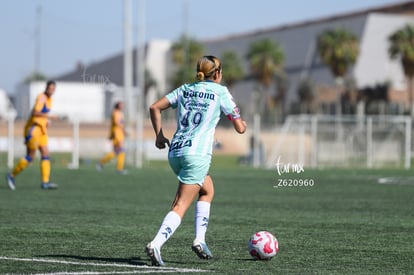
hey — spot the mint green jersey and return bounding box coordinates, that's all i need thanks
[166,81,240,157]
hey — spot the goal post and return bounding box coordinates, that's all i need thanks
[68,117,79,170]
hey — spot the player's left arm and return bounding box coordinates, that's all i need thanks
[32,96,58,120]
[221,89,247,134]
[149,97,171,149]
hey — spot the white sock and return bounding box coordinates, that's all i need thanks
[152,211,181,249]
[194,201,211,244]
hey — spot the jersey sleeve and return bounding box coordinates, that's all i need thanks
[165,86,182,109]
[220,88,241,120]
[33,94,46,113]
[113,111,122,127]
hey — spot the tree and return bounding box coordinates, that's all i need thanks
[273,71,289,122]
[220,50,244,89]
[343,76,359,114]
[274,71,289,103]
[246,38,284,115]
[170,36,204,87]
[317,28,359,115]
[297,78,315,113]
[389,24,414,117]
[24,71,47,84]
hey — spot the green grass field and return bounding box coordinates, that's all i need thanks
[0,158,413,274]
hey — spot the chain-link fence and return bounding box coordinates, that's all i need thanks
[265,115,411,169]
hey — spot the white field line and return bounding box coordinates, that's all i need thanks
[377,177,414,185]
[0,256,209,273]
[28,271,196,275]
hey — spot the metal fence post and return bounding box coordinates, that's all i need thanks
[366,116,373,168]
[404,116,411,169]
[311,115,318,168]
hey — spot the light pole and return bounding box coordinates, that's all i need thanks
[34,5,42,74]
[124,0,134,165]
[135,0,146,168]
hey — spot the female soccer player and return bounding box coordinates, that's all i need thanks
[146,55,247,266]
[96,101,127,174]
[7,80,58,190]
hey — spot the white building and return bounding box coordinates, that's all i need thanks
[0,88,13,120]
[203,9,414,114]
[14,81,106,122]
[50,39,171,122]
[354,13,414,91]
[14,2,414,120]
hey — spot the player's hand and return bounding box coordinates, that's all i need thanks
[48,114,59,120]
[232,118,247,134]
[155,133,170,149]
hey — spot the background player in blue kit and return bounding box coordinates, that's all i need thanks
[146,55,247,266]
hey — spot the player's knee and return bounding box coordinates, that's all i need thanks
[27,149,36,159]
[25,155,34,163]
[115,147,124,155]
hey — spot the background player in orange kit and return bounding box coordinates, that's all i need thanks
[7,81,59,190]
[96,101,127,174]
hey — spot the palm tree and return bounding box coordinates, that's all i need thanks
[317,28,359,116]
[220,50,244,90]
[298,78,315,113]
[170,36,204,87]
[274,71,289,122]
[343,76,358,114]
[24,71,47,84]
[389,24,414,117]
[246,38,284,115]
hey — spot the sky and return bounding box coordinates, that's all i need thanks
[0,0,402,93]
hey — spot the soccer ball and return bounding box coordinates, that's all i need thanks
[248,231,279,260]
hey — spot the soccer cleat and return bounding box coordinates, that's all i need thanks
[192,241,213,260]
[6,173,16,191]
[41,182,58,190]
[96,163,103,171]
[145,242,165,266]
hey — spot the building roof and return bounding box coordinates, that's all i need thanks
[205,1,414,43]
[56,48,143,87]
[203,12,370,107]
[55,1,414,87]
[201,2,414,108]
[55,1,414,110]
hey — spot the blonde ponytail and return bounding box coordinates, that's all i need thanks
[196,71,205,81]
[196,55,222,81]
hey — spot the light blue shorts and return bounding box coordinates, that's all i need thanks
[168,155,212,185]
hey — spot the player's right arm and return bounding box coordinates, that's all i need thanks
[149,97,171,149]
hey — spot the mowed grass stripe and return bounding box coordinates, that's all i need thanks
[0,164,413,274]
